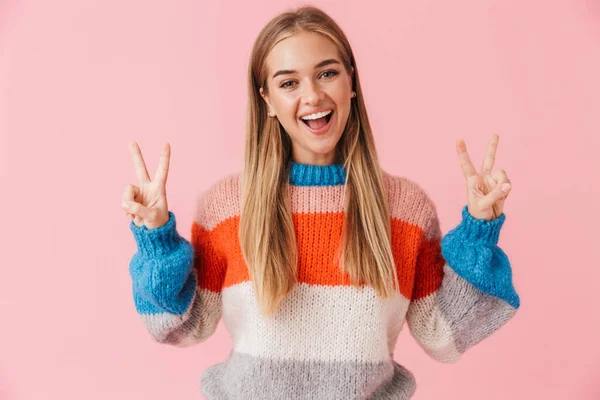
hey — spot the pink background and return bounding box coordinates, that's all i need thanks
[1,0,599,399]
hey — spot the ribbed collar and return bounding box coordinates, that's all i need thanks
[289,161,346,186]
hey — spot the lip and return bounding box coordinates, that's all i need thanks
[299,110,335,136]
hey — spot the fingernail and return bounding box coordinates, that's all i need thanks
[122,202,129,209]
[501,183,511,192]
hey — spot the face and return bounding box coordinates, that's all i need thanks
[260,31,354,166]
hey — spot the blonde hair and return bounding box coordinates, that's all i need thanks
[239,5,399,316]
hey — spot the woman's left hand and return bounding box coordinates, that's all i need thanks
[456,134,512,221]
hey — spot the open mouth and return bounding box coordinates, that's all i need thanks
[301,111,333,130]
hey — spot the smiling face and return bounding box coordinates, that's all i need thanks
[260,31,354,166]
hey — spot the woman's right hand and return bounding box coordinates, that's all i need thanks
[122,141,171,230]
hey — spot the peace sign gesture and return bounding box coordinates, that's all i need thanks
[121,141,171,229]
[456,134,512,221]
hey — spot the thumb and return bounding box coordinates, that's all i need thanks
[479,182,511,209]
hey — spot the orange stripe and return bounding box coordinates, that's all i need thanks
[192,213,430,298]
[390,217,423,299]
[191,221,229,292]
[410,235,444,300]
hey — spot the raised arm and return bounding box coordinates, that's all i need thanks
[406,204,520,363]
[122,141,225,347]
[406,134,520,362]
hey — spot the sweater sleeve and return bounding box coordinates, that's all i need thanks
[128,208,226,347]
[405,204,521,363]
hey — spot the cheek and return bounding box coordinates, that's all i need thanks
[331,88,351,120]
[274,97,299,121]
[331,77,351,96]
[328,86,351,112]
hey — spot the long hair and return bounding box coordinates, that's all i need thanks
[239,5,399,316]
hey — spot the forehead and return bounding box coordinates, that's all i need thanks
[266,31,339,75]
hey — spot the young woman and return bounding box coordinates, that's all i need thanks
[121,5,519,399]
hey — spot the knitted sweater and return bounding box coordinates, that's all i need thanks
[128,162,520,400]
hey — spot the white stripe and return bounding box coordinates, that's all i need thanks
[221,281,410,363]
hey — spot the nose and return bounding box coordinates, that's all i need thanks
[301,80,325,105]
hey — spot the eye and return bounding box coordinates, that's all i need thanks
[321,70,339,79]
[279,70,339,89]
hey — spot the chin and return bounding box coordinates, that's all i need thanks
[305,141,340,158]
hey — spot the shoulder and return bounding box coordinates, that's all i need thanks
[192,171,242,230]
[381,169,439,237]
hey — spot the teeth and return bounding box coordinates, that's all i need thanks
[301,110,332,120]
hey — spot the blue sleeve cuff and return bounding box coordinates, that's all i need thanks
[441,205,520,309]
[452,205,506,245]
[129,211,181,258]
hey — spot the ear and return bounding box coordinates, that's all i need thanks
[259,87,274,113]
[259,86,268,104]
[260,86,269,99]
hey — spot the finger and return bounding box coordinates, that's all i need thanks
[491,168,507,184]
[497,176,511,201]
[129,141,151,184]
[456,139,477,179]
[484,173,497,190]
[481,134,499,175]
[154,142,170,185]
[122,184,140,219]
[483,168,505,190]
[122,183,140,203]
[478,179,512,209]
[122,200,153,220]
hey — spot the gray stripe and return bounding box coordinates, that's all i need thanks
[438,264,518,353]
[140,288,221,346]
[200,352,416,400]
[164,288,221,346]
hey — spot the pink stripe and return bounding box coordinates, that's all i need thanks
[191,171,439,237]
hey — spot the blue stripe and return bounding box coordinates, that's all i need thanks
[441,205,520,309]
[289,161,346,186]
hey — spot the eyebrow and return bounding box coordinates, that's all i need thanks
[272,59,341,80]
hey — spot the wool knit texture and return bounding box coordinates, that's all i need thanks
[128,162,520,400]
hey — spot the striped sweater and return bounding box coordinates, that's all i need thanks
[128,162,520,399]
